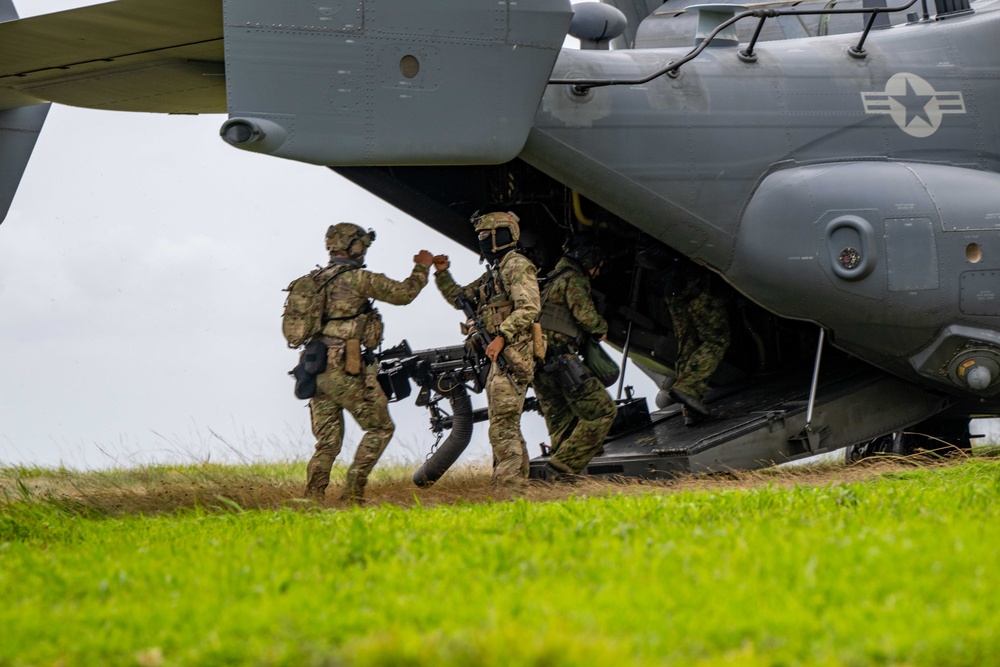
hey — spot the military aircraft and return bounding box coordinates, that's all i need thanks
[2,0,997,479]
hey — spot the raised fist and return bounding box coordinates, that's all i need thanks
[414,250,434,267]
[432,254,450,272]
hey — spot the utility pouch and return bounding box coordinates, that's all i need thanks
[583,337,620,388]
[531,322,547,361]
[289,339,327,400]
[290,364,317,400]
[345,338,362,376]
[545,354,592,395]
[498,340,535,381]
[301,339,328,375]
[361,309,384,350]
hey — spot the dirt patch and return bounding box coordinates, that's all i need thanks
[2,453,977,517]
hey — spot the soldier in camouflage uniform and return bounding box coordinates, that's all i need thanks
[535,236,618,478]
[664,258,731,426]
[304,222,433,502]
[432,212,540,485]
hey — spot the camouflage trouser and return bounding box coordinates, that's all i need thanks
[306,345,393,500]
[534,360,618,474]
[485,340,533,485]
[666,290,730,402]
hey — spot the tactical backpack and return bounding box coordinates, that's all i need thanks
[281,265,351,348]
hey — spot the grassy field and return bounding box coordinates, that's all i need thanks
[2,455,1000,666]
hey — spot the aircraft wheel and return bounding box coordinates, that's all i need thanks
[902,416,973,457]
[844,431,905,462]
[845,417,973,462]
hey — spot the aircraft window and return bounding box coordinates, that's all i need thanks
[966,243,983,264]
[838,247,862,270]
[399,55,420,79]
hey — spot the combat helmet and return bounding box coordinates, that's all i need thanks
[473,211,520,260]
[562,234,604,272]
[326,222,376,258]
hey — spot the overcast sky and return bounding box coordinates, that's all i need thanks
[1,0,660,471]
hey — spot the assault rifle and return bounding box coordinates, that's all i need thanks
[454,292,520,392]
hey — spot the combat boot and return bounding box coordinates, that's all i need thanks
[340,472,366,505]
[683,411,705,427]
[338,491,366,506]
[545,461,580,484]
[669,387,709,419]
[303,485,326,500]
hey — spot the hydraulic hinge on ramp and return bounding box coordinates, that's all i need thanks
[529,371,950,480]
[683,373,950,474]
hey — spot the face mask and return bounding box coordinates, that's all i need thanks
[478,228,515,263]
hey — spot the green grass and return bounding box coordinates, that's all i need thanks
[2,459,1000,666]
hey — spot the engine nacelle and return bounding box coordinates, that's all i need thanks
[220,0,572,166]
[729,161,1000,395]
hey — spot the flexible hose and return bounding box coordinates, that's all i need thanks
[412,386,475,487]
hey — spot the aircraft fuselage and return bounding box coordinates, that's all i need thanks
[527,8,1000,401]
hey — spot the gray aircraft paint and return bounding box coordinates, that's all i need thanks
[220,0,573,165]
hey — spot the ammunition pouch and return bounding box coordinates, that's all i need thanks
[289,339,328,399]
[480,300,513,335]
[321,301,382,349]
[361,309,384,350]
[543,353,592,396]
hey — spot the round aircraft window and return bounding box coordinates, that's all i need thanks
[967,243,983,264]
[838,247,862,270]
[399,55,420,79]
[825,215,876,280]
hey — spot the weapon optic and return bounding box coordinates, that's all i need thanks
[376,339,538,488]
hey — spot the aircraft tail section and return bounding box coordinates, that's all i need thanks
[0,104,50,226]
[220,0,574,166]
[0,0,49,226]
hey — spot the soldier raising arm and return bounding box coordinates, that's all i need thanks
[303,222,434,503]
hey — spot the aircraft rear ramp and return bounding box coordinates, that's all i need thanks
[529,367,952,480]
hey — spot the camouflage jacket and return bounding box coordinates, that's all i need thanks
[321,260,428,348]
[435,251,540,342]
[540,257,607,349]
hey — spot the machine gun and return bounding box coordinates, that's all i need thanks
[376,339,487,412]
[376,338,537,487]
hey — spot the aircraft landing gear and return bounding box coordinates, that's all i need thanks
[844,431,906,462]
[844,416,974,462]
